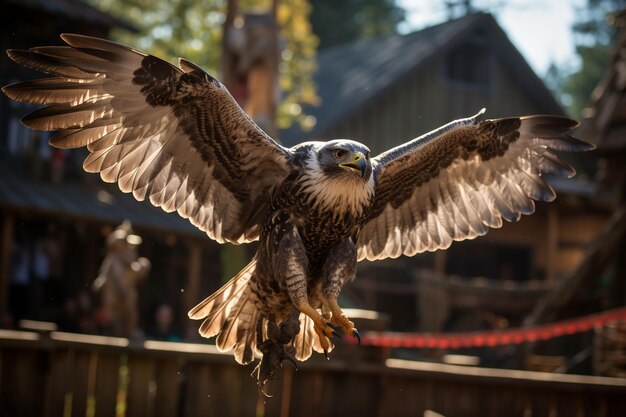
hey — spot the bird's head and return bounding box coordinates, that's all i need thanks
[316,140,372,181]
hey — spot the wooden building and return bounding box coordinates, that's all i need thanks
[0,0,223,339]
[280,12,564,151]
[579,9,626,377]
[282,13,610,341]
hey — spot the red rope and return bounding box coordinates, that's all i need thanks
[352,306,626,349]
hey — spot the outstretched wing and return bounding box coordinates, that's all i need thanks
[356,110,594,261]
[3,34,292,244]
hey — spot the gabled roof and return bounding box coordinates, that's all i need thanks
[5,0,136,32]
[280,13,563,146]
[0,167,202,238]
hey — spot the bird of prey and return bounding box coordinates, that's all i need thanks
[3,35,593,390]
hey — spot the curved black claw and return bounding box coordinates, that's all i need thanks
[323,348,330,360]
[326,322,342,339]
[353,329,361,345]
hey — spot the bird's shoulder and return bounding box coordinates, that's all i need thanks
[289,141,322,164]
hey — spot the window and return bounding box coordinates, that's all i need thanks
[445,40,492,89]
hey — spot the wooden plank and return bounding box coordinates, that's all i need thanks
[0,213,14,322]
[127,355,154,417]
[378,376,430,417]
[213,364,245,417]
[527,389,558,417]
[287,368,323,417]
[183,362,213,417]
[0,347,44,417]
[256,364,282,417]
[546,206,559,282]
[154,358,181,417]
[184,361,258,417]
[496,386,533,417]
[183,243,202,337]
[71,350,91,417]
[606,391,626,417]
[385,358,626,390]
[3,330,626,416]
[238,365,259,417]
[1,348,19,416]
[94,352,120,417]
[44,348,75,417]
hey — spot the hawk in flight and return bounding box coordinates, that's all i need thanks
[3,35,593,390]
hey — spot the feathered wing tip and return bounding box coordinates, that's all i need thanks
[517,115,595,184]
[189,258,261,364]
[290,313,333,361]
[3,36,145,133]
[520,115,595,152]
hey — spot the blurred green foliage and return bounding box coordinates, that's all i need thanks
[91,0,319,131]
[309,0,405,50]
[552,0,626,118]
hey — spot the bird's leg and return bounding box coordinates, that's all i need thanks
[283,278,339,354]
[275,221,339,352]
[322,238,360,342]
[296,301,340,346]
[252,313,300,396]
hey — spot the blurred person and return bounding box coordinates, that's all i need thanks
[57,296,80,332]
[148,303,181,342]
[92,221,151,339]
[8,237,31,325]
[30,238,50,320]
[76,289,97,334]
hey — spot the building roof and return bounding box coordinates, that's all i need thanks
[280,12,563,146]
[0,168,203,238]
[5,0,136,32]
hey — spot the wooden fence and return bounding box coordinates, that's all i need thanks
[1,328,625,417]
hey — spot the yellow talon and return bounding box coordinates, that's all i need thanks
[297,301,340,356]
[327,298,360,343]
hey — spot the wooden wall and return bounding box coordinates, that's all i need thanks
[323,54,543,155]
[2,329,625,417]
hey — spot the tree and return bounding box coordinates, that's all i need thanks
[91,0,319,131]
[309,0,405,50]
[558,0,626,118]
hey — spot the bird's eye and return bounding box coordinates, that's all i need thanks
[333,149,347,159]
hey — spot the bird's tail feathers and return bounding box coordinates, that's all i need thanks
[188,258,261,364]
[290,312,333,361]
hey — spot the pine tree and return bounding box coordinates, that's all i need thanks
[560,0,626,118]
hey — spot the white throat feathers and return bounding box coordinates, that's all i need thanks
[299,152,375,218]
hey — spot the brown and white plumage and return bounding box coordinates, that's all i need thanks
[3,35,593,383]
[357,110,594,260]
[4,34,290,245]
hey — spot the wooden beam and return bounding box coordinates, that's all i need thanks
[434,250,447,279]
[0,212,15,322]
[526,206,626,326]
[546,206,559,283]
[221,0,238,86]
[184,242,202,336]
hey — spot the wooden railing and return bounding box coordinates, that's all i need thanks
[1,328,625,417]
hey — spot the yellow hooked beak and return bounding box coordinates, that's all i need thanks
[339,152,367,177]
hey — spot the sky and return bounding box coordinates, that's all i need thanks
[397,0,586,77]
